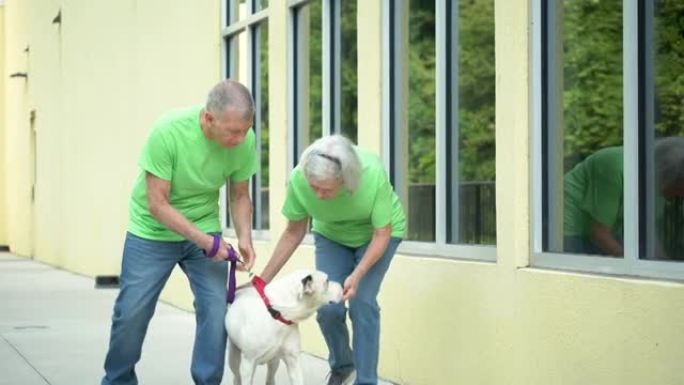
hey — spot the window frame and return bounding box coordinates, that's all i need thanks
[382,0,496,261]
[531,0,684,281]
[221,0,271,236]
[288,0,358,169]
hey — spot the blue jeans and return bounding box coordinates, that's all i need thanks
[314,233,401,385]
[102,232,228,385]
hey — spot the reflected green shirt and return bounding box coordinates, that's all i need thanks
[564,147,624,237]
[282,147,406,247]
[128,105,258,241]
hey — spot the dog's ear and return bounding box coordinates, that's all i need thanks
[301,274,314,295]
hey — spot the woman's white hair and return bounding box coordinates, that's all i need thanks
[299,135,361,193]
[655,136,684,191]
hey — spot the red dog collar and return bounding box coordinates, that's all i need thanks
[251,276,294,325]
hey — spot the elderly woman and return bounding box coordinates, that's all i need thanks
[259,135,406,385]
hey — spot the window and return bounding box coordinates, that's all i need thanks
[290,0,358,168]
[534,1,684,280]
[223,0,270,230]
[384,0,496,257]
[541,1,624,257]
[643,1,684,263]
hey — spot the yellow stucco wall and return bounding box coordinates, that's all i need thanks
[3,1,684,385]
[0,4,6,247]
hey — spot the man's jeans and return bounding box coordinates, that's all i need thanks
[314,233,401,385]
[102,232,228,385]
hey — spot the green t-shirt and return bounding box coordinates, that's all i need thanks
[282,147,406,247]
[564,147,624,237]
[128,105,258,241]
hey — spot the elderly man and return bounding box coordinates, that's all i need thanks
[102,80,257,385]
[564,137,684,257]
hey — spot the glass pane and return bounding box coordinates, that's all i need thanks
[297,2,323,160]
[340,0,358,143]
[259,23,270,229]
[228,0,248,24]
[451,0,496,245]
[224,31,249,227]
[407,0,436,242]
[227,31,249,83]
[545,1,624,256]
[644,1,684,261]
[257,0,269,12]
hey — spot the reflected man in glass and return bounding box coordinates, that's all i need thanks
[563,137,684,257]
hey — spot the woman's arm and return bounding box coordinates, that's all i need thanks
[343,225,392,300]
[259,218,309,282]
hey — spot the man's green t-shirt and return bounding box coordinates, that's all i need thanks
[282,147,406,247]
[128,105,258,241]
[564,147,624,237]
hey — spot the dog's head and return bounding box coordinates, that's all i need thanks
[293,269,343,306]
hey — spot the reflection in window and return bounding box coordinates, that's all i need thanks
[294,2,323,161]
[645,1,684,261]
[223,21,269,230]
[451,0,496,245]
[407,0,436,242]
[340,0,358,143]
[256,23,270,229]
[543,1,624,257]
[257,0,268,12]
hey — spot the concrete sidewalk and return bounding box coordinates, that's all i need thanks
[0,252,393,385]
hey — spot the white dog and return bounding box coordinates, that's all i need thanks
[225,269,344,385]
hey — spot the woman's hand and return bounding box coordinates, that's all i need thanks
[343,272,361,301]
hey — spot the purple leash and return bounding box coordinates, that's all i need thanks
[203,234,238,304]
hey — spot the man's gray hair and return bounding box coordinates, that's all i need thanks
[300,135,361,193]
[655,136,684,191]
[206,79,255,120]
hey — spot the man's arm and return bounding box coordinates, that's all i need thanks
[259,219,309,283]
[229,180,256,270]
[590,220,624,257]
[146,172,227,259]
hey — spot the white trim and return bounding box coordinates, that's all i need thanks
[221,9,269,37]
[533,252,628,276]
[531,0,543,254]
[332,0,342,136]
[288,0,312,8]
[623,0,639,271]
[322,0,333,137]
[398,241,496,262]
[287,7,298,170]
[435,0,448,245]
[382,0,392,172]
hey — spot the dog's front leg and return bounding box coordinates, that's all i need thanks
[265,358,280,385]
[282,353,304,385]
[239,357,257,385]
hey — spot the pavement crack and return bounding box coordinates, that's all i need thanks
[1,333,51,384]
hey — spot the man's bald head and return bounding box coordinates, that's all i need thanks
[206,79,255,121]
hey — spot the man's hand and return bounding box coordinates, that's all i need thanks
[200,234,235,262]
[237,240,256,272]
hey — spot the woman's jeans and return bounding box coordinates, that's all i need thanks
[101,232,228,385]
[314,233,401,385]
